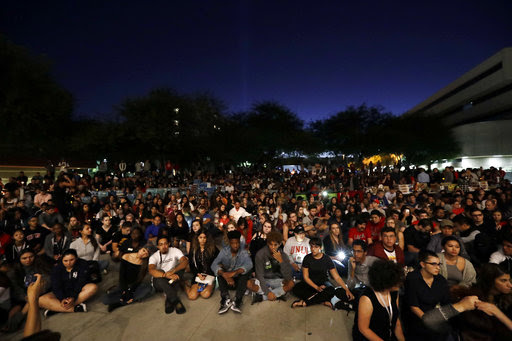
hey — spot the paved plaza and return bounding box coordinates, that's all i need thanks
[3,258,354,341]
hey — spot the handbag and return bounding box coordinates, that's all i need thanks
[195,273,215,286]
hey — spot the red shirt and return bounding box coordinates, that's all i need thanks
[348,227,372,243]
[0,233,11,255]
[366,217,385,241]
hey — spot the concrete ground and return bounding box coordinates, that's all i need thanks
[3,258,355,341]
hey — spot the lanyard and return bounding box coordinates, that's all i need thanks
[376,291,393,338]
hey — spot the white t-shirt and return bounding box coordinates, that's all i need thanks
[384,248,397,263]
[149,248,184,273]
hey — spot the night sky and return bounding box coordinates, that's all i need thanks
[2,1,512,122]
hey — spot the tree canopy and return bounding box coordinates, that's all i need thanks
[2,36,461,167]
[0,35,73,158]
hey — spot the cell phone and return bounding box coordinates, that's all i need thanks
[24,274,37,287]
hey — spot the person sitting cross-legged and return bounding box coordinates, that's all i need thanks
[291,237,354,308]
[39,249,98,317]
[148,235,188,314]
[211,230,253,314]
[247,231,294,304]
[102,246,154,312]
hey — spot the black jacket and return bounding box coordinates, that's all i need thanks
[51,258,90,300]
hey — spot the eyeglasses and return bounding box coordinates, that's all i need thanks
[424,262,442,267]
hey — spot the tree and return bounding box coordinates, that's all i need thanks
[230,101,308,163]
[0,35,73,158]
[311,104,393,161]
[116,88,227,163]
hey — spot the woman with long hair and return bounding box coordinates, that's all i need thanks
[4,249,51,331]
[221,220,246,249]
[186,219,203,254]
[250,220,273,263]
[169,212,189,249]
[102,246,153,312]
[323,222,347,276]
[39,249,98,315]
[186,229,218,300]
[70,224,108,276]
[282,211,299,242]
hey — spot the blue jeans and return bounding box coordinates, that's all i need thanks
[254,278,286,300]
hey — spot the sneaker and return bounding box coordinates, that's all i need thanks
[231,299,242,313]
[251,293,263,305]
[44,309,58,318]
[175,300,186,314]
[165,299,175,314]
[74,303,87,312]
[218,298,232,314]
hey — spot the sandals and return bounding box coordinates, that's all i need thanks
[291,300,306,308]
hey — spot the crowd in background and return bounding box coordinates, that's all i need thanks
[0,162,511,340]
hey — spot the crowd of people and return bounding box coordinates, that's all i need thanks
[0,163,511,340]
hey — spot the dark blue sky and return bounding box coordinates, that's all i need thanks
[2,1,512,122]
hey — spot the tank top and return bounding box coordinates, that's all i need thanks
[353,287,399,341]
[446,263,463,286]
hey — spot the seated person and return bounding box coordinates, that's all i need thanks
[220,220,246,250]
[366,210,386,242]
[291,237,354,308]
[211,230,252,314]
[5,229,30,264]
[427,219,469,259]
[70,224,108,274]
[148,235,188,314]
[248,231,294,303]
[95,216,115,254]
[368,226,405,266]
[102,246,153,312]
[0,229,12,261]
[353,260,405,341]
[323,222,348,276]
[404,250,451,340]
[5,249,52,332]
[119,227,146,255]
[450,263,512,339]
[403,219,432,266]
[489,231,512,272]
[111,221,133,260]
[23,216,48,256]
[249,220,273,265]
[168,212,189,249]
[283,225,310,280]
[348,219,373,247]
[348,240,379,290]
[145,215,165,245]
[437,236,476,289]
[39,249,98,316]
[186,229,218,300]
[43,223,71,263]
